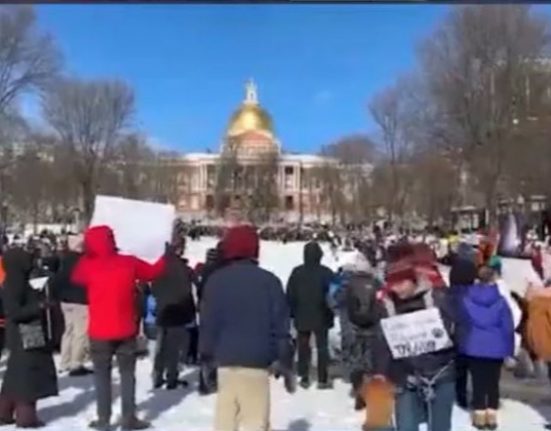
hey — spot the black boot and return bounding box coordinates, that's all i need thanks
[299,377,311,389]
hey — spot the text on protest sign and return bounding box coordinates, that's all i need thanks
[380,308,452,359]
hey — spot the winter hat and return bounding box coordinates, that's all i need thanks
[385,258,417,287]
[340,250,372,273]
[221,224,259,261]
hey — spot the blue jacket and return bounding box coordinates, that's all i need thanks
[458,283,514,359]
[199,259,290,369]
[327,271,348,311]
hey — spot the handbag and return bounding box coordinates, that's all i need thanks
[18,320,46,350]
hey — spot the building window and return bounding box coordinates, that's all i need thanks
[285,195,294,211]
[207,165,216,188]
[284,166,294,190]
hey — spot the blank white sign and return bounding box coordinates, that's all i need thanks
[90,195,175,263]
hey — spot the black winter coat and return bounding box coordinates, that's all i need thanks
[286,242,334,332]
[1,248,58,402]
[50,251,87,304]
[373,287,456,388]
[151,253,196,327]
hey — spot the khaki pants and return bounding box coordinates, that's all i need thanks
[215,367,270,431]
[60,303,89,371]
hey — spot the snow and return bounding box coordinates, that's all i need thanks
[11,238,551,430]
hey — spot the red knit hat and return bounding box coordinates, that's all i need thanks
[221,224,259,261]
[385,258,417,287]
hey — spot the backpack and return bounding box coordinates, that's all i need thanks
[525,297,551,360]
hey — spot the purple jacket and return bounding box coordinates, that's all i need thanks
[458,283,514,359]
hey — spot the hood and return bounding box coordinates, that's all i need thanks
[450,259,478,286]
[3,247,33,278]
[467,283,501,307]
[304,241,323,266]
[221,225,259,261]
[464,284,504,328]
[84,225,117,258]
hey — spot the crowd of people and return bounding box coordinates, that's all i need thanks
[0,222,550,431]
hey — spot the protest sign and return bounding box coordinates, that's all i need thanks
[30,277,48,290]
[380,308,452,359]
[90,195,176,263]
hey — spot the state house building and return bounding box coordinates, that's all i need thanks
[175,80,341,222]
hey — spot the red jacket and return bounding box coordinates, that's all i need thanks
[72,225,165,340]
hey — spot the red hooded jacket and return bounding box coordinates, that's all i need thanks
[72,225,165,340]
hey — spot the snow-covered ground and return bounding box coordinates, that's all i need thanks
[13,238,551,430]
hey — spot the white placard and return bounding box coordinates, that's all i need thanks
[381,308,452,359]
[30,277,48,290]
[90,195,175,263]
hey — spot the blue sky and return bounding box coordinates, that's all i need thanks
[33,5,451,153]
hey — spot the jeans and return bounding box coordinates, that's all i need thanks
[90,338,137,423]
[395,381,455,431]
[153,326,189,385]
[297,330,329,383]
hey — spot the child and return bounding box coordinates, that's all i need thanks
[458,266,514,430]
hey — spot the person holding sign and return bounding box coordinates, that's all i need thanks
[456,266,514,430]
[72,225,166,431]
[372,250,456,431]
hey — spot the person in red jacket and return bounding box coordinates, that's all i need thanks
[72,225,166,431]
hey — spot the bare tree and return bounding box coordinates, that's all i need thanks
[246,150,280,223]
[42,77,135,221]
[369,80,415,223]
[323,135,376,223]
[214,141,239,216]
[0,6,60,120]
[419,5,550,223]
[317,147,344,225]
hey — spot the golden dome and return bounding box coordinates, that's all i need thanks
[226,80,274,137]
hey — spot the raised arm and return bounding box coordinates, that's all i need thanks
[133,256,166,283]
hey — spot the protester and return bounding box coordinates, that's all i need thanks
[195,245,223,396]
[287,241,335,389]
[71,225,166,431]
[457,266,514,430]
[150,239,196,390]
[50,234,91,376]
[0,248,58,428]
[200,224,293,431]
[342,251,382,409]
[448,256,478,409]
[373,254,455,431]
